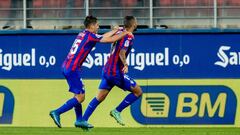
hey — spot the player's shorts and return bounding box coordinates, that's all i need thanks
[98,73,137,91]
[62,70,85,94]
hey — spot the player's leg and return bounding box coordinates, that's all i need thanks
[76,90,109,129]
[50,72,85,128]
[74,93,95,129]
[110,75,142,126]
[79,76,113,128]
[50,93,84,128]
[82,90,110,121]
[115,84,142,112]
[73,93,85,123]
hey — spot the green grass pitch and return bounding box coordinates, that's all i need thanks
[0,127,239,135]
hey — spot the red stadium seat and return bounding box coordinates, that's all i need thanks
[0,0,11,8]
[0,0,11,18]
[185,0,198,6]
[229,0,240,6]
[158,0,171,6]
[74,0,84,7]
[72,0,84,17]
[121,0,137,7]
[172,0,198,6]
[33,0,43,17]
[154,0,172,18]
[37,0,66,17]
[201,0,225,6]
[201,0,224,6]
[200,0,212,6]
[217,0,224,6]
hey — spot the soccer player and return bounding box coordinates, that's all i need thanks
[49,15,129,129]
[81,16,142,128]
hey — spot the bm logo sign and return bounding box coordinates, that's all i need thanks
[0,86,14,124]
[131,86,237,124]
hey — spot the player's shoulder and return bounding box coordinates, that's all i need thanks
[89,31,103,39]
[126,33,134,40]
[77,30,86,38]
[81,29,98,36]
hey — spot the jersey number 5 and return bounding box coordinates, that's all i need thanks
[70,39,82,54]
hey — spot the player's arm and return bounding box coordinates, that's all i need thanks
[119,49,128,74]
[100,31,128,43]
[102,29,118,38]
[102,26,120,37]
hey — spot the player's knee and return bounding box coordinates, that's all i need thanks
[132,86,142,97]
[96,96,105,102]
[136,87,143,97]
[79,97,85,103]
[96,89,109,102]
[75,94,85,103]
[96,94,107,102]
[76,97,85,103]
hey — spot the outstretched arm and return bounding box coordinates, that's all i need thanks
[102,29,118,38]
[102,26,120,37]
[100,31,128,43]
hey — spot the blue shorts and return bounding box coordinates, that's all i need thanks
[99,73,137,91]
[63,71,85,94]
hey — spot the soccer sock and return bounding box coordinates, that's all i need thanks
[116,93,139,112]
[74,103,82,121]
[83,97,100,121]
[55,97,79,115]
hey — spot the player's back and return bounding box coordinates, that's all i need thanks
[62,30,103,73]
[104,33,134,77]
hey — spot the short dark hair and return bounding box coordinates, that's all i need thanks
[124,16,136,28]
[84,15,97,28]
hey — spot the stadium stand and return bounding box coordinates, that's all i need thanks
[0,0,239,30]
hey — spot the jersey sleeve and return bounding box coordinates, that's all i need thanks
[89,33,103,42]
[121,35,133,51]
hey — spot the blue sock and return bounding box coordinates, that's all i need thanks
[55,97,79,115]
[116,93,139,112]
[83,97,100,121]
[74,103,82,121]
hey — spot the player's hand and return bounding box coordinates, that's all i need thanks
[122,64,128,74]
[112,25,119,30]
[118,27,124,31]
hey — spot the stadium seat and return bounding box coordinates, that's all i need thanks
[157,0,171,6]
[200,0,224,6]
[33,0,43,17]
[218,0,224,6]
[0,0,11,8]
[175,0,198,6]
[0,0,11,18]
[121,0,137,7]
[229,0,240,6]
[185,0,198,6]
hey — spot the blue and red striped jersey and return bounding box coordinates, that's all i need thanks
[62,30,103,72]
[104,32,134,76]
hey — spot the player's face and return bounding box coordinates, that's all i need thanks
[93,22,100,33]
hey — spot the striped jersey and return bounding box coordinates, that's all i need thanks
[104,31,134,76]
[62,30,103,72]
